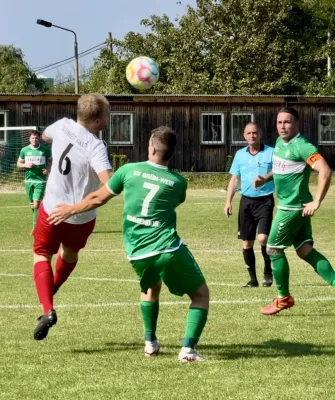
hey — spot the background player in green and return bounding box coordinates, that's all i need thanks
[254,107,335,315]
[48,126,209,362]
[17,130,52,234]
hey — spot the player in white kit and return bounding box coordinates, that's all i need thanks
[32,94,112,340]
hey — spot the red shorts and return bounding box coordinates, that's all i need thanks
[33,202,96,255]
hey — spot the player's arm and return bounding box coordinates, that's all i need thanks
[98,169,113,184]
[224,174,239,217]
[42,132,52,144]
[90,142,113,184]
[253,171,273,189]
[17,156,34,169]
[47,185,115,225]
[302,154,332,216]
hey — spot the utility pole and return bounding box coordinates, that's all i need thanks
[37,19,79,93]
[108,32,113,54]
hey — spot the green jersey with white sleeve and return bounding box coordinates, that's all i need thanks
[19,144,51,183]
[106,161,187,260]
[272,134,318,210]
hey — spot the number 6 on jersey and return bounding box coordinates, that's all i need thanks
[141,182,160,216]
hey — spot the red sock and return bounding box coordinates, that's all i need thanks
[34,261,54,314]
[54,256,77,293]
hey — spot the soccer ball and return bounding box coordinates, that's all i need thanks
[126,56,159,90]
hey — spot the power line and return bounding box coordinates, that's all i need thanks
[32,42,107,73]
[36,45,106,75]
[53,72,90,86]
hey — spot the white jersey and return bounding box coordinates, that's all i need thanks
[43,118,112,224]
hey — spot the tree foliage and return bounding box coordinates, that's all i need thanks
[2,0,335,95]
[0,45,45,92]
[85,0,335,95]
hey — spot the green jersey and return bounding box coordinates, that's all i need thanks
[272,134,318,210]
[106,161,187,260]
[19,145,51,183]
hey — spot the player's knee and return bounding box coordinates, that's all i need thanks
[268,249,285,261]
[258,234,268,247]
[191,283,209,302]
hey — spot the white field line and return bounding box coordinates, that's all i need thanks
[1,297,335,310]
[1,248,335,254]
[0,273,241,286]
[0,202,221,209]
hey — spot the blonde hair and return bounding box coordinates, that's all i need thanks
[77,94,110,123]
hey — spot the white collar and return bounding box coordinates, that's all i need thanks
[146,161,168,169]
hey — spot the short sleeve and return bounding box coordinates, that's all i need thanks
[89,142,112,175]
[106,165,128,195]
[43,120,60,140]
[298,140,318,161]
[229,152,240,176]
[19,148,25,160]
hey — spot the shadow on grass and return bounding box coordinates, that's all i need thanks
[72,342,172,357]
[71,339,335,359]
[200,340,335,359]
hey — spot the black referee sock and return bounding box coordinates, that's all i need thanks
[261,245,272,278]
[243,248,257,282]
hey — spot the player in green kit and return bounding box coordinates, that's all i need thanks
[254,107,335,315]
[47,126,209,362]
[17,130,52,234]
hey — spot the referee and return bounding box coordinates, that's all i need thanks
[224,122,274,287]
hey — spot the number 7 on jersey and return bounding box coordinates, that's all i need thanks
[141,182,160,216]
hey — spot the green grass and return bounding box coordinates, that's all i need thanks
[1,188,335,400]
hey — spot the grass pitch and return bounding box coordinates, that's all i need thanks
[1,188,335,400]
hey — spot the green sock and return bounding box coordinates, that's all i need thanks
[140,300,159,342]
[303,249,335,287]
[182,307,208,348]
[33,207,38,228]
[270,253,290,297]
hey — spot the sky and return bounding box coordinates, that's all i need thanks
[1,0,197,80]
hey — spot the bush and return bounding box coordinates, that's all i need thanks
[111,154,128,172]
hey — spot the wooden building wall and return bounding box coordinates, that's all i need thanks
[1,95,335,171]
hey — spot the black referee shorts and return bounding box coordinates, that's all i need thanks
[238,194,274,241]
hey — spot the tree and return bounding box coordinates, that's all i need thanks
[84,0,335,95]
[0,45,45,92]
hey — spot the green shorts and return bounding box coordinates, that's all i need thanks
[267,209,313,250]
[25,182,46,204]
[130,245,206,296]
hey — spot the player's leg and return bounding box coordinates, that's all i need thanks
[33,202,60,340]
[238,197,258,287]
[179,283,209,362]
[53,245,78,295]
[158,246,208,362]
[131,257,161,357]
[25,182,34,234]
[256,196,275,287]
[31,183,46,234]
[261,210,298,315]
[295,219,335,287]
[54,219,96,294]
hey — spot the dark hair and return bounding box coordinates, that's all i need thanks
[278,107,299,120]
[29,130,40,137]
[151,126,177,161]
